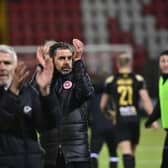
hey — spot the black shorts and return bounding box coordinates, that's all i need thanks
[90,128,117,156]
[116,121,140,145]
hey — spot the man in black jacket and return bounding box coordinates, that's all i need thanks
[37,39,94,168]
[0,44,57,168]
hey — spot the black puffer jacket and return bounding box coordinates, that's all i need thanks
[0,84,45,168]
[40,60,94,165]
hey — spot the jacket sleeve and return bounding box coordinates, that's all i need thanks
[39,93,62,129]
[30,84,61,131]
[145,99,161,128]
[73,60,94,102]
[0,89,20,130]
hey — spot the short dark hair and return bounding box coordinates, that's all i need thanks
[49,42,74,58]
[159,50,168,57]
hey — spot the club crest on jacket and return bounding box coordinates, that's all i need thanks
[63,80,72,89]
[24,106,32,114]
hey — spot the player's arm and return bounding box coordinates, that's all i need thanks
[100,93,110,114]
[100,93,116,121]
[145,100,161,128]
[100,75,115,120]
[139,88,153,115]
[138,79,159,128]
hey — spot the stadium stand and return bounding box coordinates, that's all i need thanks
[2,0,168,74]
[7,0,83,45]
[81,0,168,71]
[0,0,9,43]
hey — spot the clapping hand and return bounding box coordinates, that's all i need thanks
[9,61,29,95]
[36,46,50,67]
[36,47,54,96]
[72,38,84,61]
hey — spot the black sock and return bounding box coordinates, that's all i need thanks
[91,158,98,168]
[110,161,118,168]
[123,154,135,168]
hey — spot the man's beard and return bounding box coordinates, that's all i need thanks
[60,67,72,75]
[60,69,72,75]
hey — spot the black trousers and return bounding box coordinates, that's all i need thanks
[45,151,91,168]
[161,132,168,168]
